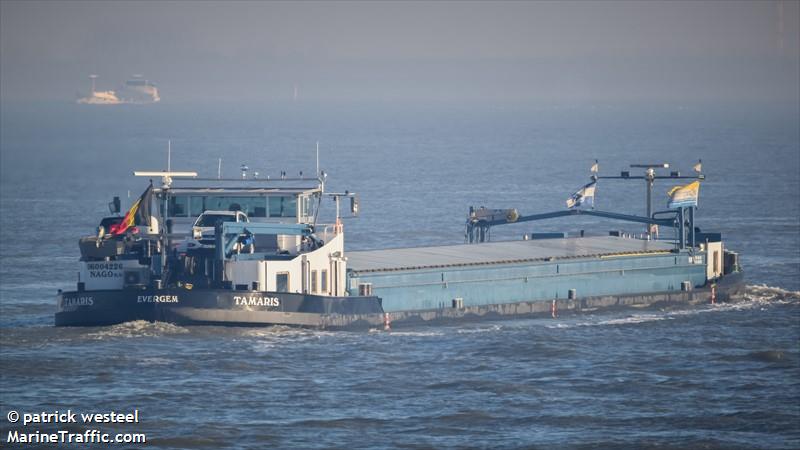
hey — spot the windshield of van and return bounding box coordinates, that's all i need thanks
[195,214,238,227]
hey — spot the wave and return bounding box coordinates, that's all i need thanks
[137,356,176,366]
[455,324,503,334]
[715,349,798,366]
[745,350,795,363]
[381,330,445,337]
[85,320,189,339]
[239,326,371,354]
[739,284,800,303]
[238,325,334,339]
[365,327,439,336]
[546,313,671,329]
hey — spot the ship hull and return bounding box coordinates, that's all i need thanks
[384,271,744,328]
[55,289,383,328]
[55,272,743,329]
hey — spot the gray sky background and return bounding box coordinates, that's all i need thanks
[1,0,798,103]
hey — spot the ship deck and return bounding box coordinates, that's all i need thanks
[347,236,677,273]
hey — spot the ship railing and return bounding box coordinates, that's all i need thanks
[315,224,338,243]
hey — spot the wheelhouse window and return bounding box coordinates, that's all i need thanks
[269,196,297,218]
[189,196,204,216]
[168,196,189,217]
[300,196,313,218]
[276,272,290,293]
[204,196,267,217]
[170,196,268,218]
[164,194,302,219]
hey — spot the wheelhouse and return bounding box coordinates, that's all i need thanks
[153,177,322,235]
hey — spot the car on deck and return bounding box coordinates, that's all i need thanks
[175,210,252,253]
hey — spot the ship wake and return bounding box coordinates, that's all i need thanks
[86,320,189,339]
[547,284,797,330]
[739,284,800,303]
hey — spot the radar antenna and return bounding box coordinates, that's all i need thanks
[133,171,198,188]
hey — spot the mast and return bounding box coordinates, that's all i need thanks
[596,162,704,239]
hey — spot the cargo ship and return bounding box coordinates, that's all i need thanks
[55,161,744,329]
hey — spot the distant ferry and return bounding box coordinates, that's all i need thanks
[77,74,160,105]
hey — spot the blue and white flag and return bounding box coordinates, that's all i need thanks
[667,181,700,209]
[566,181,596,209]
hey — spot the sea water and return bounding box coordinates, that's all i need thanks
[1,101,798,448]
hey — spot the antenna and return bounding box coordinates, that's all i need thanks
[218,158,222,179]
[316,141,320,176]
[167,140,171,173]
[778,1,785,51]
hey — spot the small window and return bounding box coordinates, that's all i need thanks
[190,196,204,216]
[269,196,298,218]
[301,196,313,218]
[168,195,188,217]
[276,272,290,292]
[284,197,297,217]
[320,269,328,294]
[311,270,318,293]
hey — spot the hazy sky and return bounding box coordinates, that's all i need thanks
[1,1,798,103]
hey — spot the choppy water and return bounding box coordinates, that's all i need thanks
[1,101,799,448]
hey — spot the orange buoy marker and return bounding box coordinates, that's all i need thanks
[383,313,391,331]
[710,284,717,305]
[551,300,558,318]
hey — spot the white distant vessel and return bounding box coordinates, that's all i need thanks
[117,74,160,103]
[77,74,160,105]
[77,75,120,104]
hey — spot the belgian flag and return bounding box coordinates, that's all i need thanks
[110,184,153,235]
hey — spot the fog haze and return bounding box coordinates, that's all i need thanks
[1,1,798,103]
